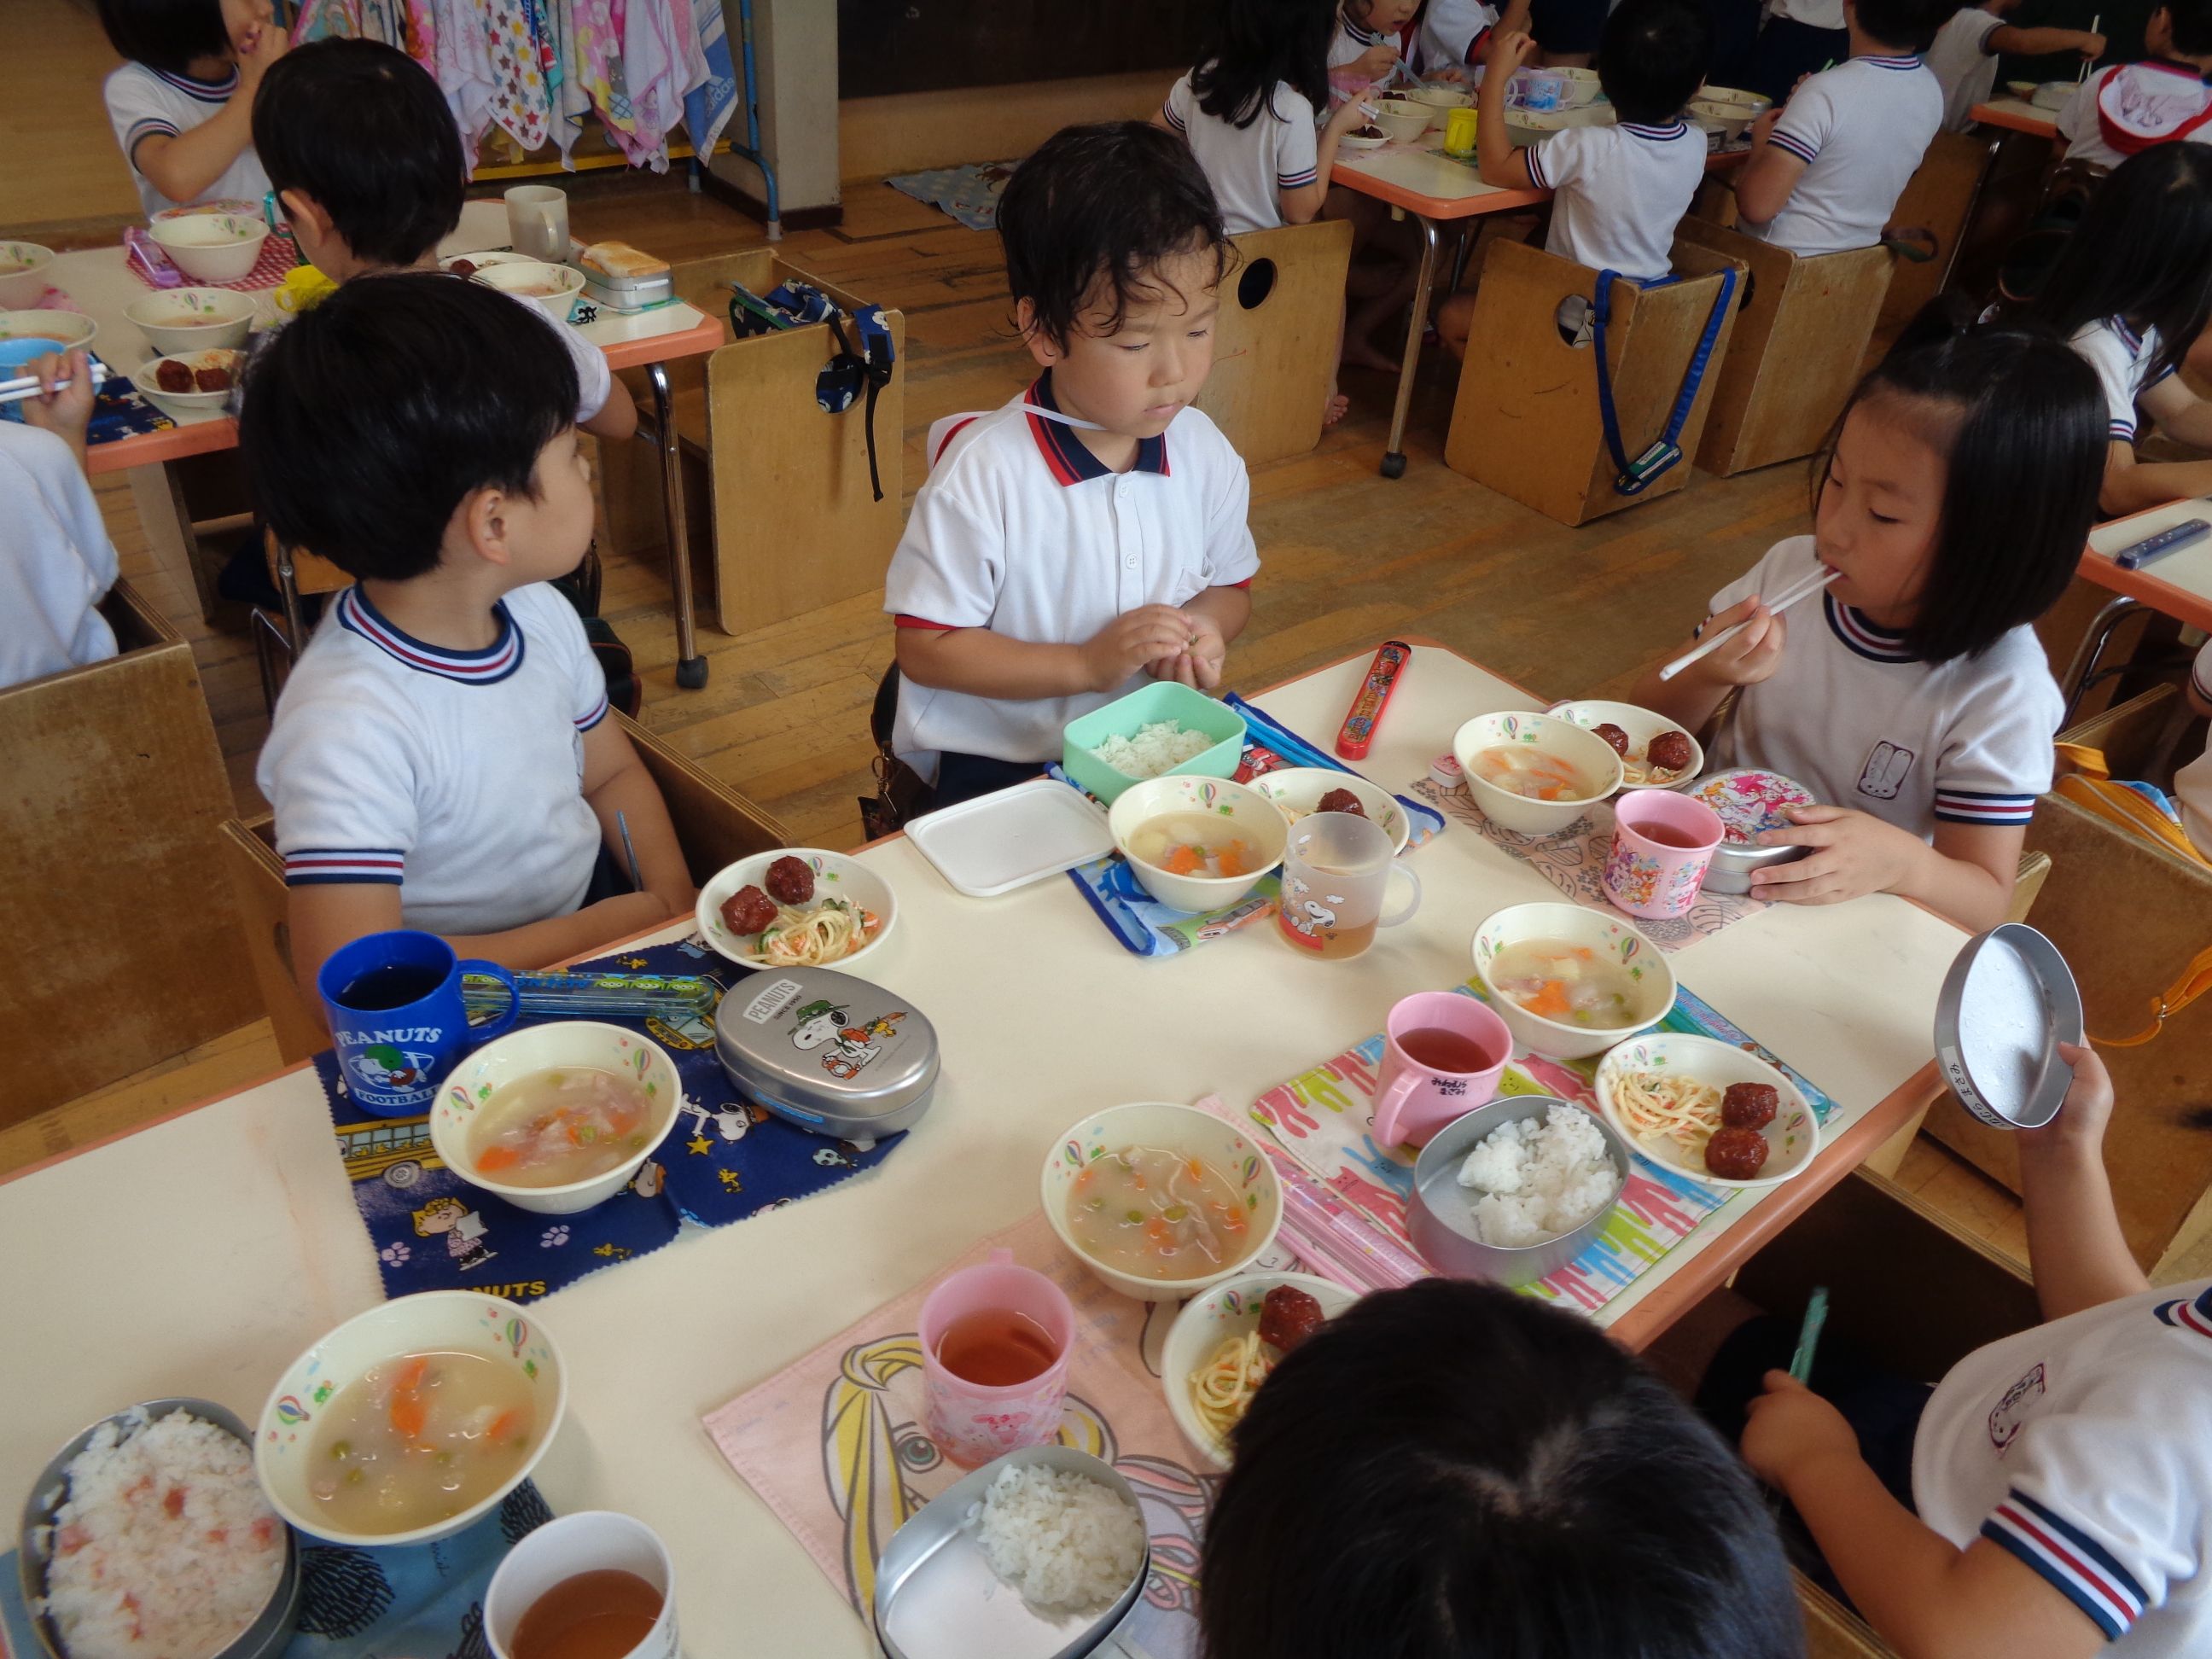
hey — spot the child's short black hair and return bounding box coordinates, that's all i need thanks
[2032,143,2212,388]
[1199,1280,1805,1659]
[2164,0,2212,57]
[1851,0,1963,54]
[1598,0,1714,126]
[253,39,465,269]
[1190,0,1337,131]
[1819,300,2104,666]
[240,274,578,583]
[98,0,229,76]
[998,121,1233,349]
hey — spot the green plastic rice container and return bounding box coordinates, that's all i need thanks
[1060,681,1247,806]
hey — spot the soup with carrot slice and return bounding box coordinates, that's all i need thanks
[1126,812,1260,880]
[1063,1145,1251,1281]
[306,1351,534,1534]
[1487,938,1643,1028]
[465,1067,657,1187]
[1470,745,1592,801]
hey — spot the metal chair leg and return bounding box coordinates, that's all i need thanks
[2059,594,2145,726]
[1382,212,1442,480]
[646,361,708,690]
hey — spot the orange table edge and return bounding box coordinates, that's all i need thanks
[1970,101,2059,138]
[2078,549,2212,636]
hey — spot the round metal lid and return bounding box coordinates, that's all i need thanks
[1935,923,2084,1130]
[713,967,939,1128]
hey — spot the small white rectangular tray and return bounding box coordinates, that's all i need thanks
[904,777,1115,898]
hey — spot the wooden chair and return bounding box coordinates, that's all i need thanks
[1443,237,1747,525]
[250,529,354,709]
[224,713,794,1063]
[1877,130,2001,335]
[1191,218,1355,467]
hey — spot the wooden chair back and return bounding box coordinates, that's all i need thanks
[1877,130,2000,334]
[1192,218,1355,467]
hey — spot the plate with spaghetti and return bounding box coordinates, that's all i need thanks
[1593,1033,1819,1189]
[1160,1272,1359,1470]
[695,848,897,972]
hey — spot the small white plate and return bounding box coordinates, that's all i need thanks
[905,777,1115,898]
[695,848,896,970]
[1593,1033,1819,1189]
[1161,1272,1359,1470]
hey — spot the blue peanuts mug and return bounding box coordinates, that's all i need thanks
[317,930,521,1117]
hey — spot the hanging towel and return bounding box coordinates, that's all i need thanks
[616,0,683,166]
[434,0,500,158]
[571,0,641,153]
[479,0,553,152]
[684,0,740,160]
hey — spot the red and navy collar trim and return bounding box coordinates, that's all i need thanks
[337,587,526,684]
[1023,374,1169,486]
[1621,120,1691,140]
[1859,53,1924,71]
[155,66,239,101]
[2155,1283,2212,1341]
[2110,315,2148,358]
[1825,593,1918,662]
[1341,19,1387,46]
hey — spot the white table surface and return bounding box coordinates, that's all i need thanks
[0,645,1968,1658]
[2088,496,2212,608]
[1333,142,1526,208]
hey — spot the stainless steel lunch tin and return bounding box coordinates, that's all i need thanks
[712,966,939,1147]
[1935,923,2084,1130]
[1406,1095,1631,1288]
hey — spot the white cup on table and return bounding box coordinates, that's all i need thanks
[504,184,571,263]
[485,1510,678,1659]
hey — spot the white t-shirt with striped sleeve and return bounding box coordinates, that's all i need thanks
[1708,536,2061,838]
[1525,119,1707,282]
[2069,317,2173,444]
[1927,6,2005,134]
[1415,0,1503,79]
[256,582,609,936]
[1747,54,1942,256]
[1912,1278,2212,1652]
[102,62,272,219]
[1162,72,1320,236]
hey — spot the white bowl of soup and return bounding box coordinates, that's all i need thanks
[1041,1103,1284,1301]
[125,285,256,355]
[0,242,55,309]
[429,1021,683,1214]
[254,1291,566,1547]
[147,212,269,283]
[1470,901,1677,1059]
[1107,774,1289,914]
[468,258,586,323]
[1452,711,1623,837]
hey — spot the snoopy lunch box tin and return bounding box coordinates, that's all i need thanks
[712,967,940,1147]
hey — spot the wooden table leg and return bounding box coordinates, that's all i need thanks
[1382,211,1441,480]
[646,360,708,690]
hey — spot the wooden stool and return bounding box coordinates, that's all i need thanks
[1442,237,1746,526]
[1878,130,2000,335]
[1674,219,1892,477]
[1192,218,1355,467]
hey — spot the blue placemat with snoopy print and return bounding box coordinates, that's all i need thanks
[312,939,905,1307]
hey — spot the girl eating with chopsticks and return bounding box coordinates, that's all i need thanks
[1631,305,2105,931]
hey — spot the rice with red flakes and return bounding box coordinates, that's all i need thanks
[33,1408,284,1659]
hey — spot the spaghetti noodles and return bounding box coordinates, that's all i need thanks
[1613,1070,1725,1154]
[1189,1330,1274,1442]
[747,898,883,968]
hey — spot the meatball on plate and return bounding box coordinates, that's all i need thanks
[1247,767,1410,855]
[696,848,898,971]
[1543,700,1705,792]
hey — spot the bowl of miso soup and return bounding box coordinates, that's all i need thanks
[430,1021,684,1215]
[1040,1103,1283,1301]
[254,1291,566,1547]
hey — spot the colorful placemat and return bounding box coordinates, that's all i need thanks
[883,160,1019,230]
[1244,978,1836,1317]
[315,939,905,1307]
[125,223,298,292]
[1409,777,1766,951]
[0,1481,552,1659]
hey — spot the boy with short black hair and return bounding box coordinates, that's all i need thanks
[251,38,635,441]
[1928,0,2103,135]
[2054,0,2212,167]
[883,122,1260,809]
[1731,0,1951,256]
[243,275,690,999]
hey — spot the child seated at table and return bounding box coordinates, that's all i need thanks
[0,351,120,692]
[1200,1278,1806,1659]
[882,122,1260,811]
[1706,1045,2212,1656]
[99,0,282,218]
[242,275,692,999]
[1927,0,2103,136]
[1629,305,2105,931]
[2054,0,2212,171]
[1731,0,1949,256]
[1412,0,1530,78]
[251,38,635,442]
[1330,0,1417,94]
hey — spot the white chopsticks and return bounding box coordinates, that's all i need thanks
[1658,564,1839,682]
[0,361,108,407]
[2079,14,2101,81]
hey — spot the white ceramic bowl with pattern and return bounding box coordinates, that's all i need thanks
[1594,1032,1819,1188]
[125,286,256,354]
[695,847,897,971]
[1545,700,1703,792]
[1249,766,1411,855]
[0,242,55,309]
[1452,711,1623,836]
[1470,900,1676,1059]
[148,212,268,283]
[1161,1272,1359,1469]
[1108,774,1288,912]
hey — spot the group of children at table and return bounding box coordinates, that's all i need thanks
[0,0,2207,1650]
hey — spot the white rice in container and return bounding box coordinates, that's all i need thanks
[1455,1104,1620,1247]
[34,1407,285,1659]
[1091,719,1214,780]
[970,1464,1144,1615]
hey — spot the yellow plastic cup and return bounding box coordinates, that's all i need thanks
[1444,107,1478,157]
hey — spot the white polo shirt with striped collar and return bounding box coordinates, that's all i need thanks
[2069,316,2174,443]
[1526,118,1707,282]
[1748,53,1943,256]
[1162,73,1320,235]
[883,373,1260,779]
[102,61,272,219]
[257,581,609,936]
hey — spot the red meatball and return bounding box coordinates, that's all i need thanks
[154,358,195,393]
[719,884,778,935]
[1703,1126,1771,1180]
[194,364,233,393]
[764,855,816,905]
[1646,730,1696,774]
[1316,787,1367,818]
[1258,1284,1327,1354]
[1722,1082,1778,1129]
[1592,723,1632,756]
[448,258,478,278]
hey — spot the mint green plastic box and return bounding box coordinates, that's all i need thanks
[1060,682,1248,806]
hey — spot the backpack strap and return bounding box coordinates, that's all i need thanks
[1592,265,1738,497]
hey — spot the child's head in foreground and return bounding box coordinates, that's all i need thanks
[253,38,465,277]
[2033,143,2212,390]
[1600,0,1714,127]
[1810,301,2103,663]
[239,273,589,591]
[996,121,1233,439]
[98,0,262,74]
[1848,0,1963,53]
[1198,1279,1805,1659]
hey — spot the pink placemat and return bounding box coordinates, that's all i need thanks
[26,286,89,316]
[1408,777,1766,951]
[702,1216,1224,1658]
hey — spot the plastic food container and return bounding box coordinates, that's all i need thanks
[1685,767,1815,894]
[1060,680,1245,806]
[713,966,939,1146]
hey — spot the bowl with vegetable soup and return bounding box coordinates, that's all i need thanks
[1470,901,1676,1059]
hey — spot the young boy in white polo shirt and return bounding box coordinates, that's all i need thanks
[2054,0,2212,168]
[884,122,1260,809]
[244,275,692,999]
[1732,0,1948,256]
[1927,0,2103,134]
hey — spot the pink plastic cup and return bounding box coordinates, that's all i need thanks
[1602,789,1726,919]
[917,1248,1076,1468]
[1371,992,1512,1148]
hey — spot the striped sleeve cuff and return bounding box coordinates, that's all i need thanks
[2110,416,2138,440]
[283,849,406,886]
[1982,1490,2149,1641]
[1162,102,1186,131]
[1524,144,1550,189]
[1768,130,1819,165]
[1934,788,2038,826]
[1278,167,1318,188]
[575,692,609,731]
[2149,364,2177,386]
[123,117,180,154]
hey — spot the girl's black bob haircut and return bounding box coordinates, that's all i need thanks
[1188,0,1337,131]
[998,121,1234,349]
[1817,298,2105,667]
[2030,143,2212,391]
[99,0,231,76]
[1199,1279,1807,1659]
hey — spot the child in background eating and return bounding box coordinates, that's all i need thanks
[2053,0,2212,170]
[1926,0,2104,135]
[1201,1278,1807,1659]
[1330,0,1417,93]
[1629,306,2106,931]
[99,0,282,218]
[883,122,1259,811]
[1413,0,1531,78]
[0,351,121,692]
